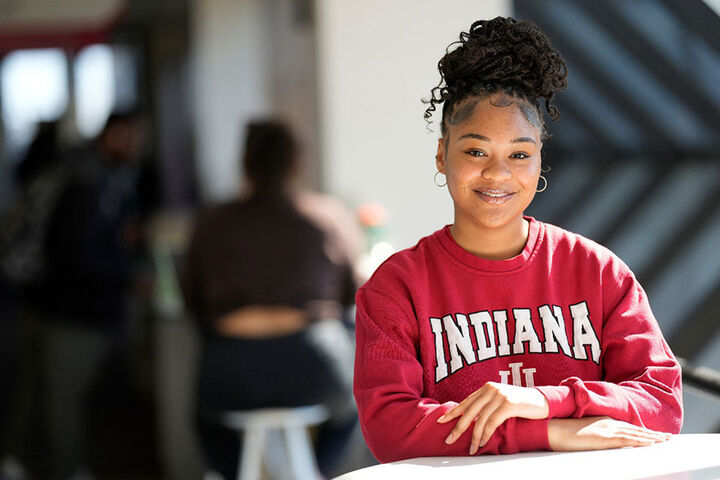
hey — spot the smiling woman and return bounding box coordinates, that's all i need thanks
[352,16,683,463]
[436,97,543,259]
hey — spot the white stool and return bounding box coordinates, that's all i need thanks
[214,405,329,480]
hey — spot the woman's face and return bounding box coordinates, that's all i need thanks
[436,93,543,233]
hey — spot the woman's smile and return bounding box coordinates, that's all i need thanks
[474,188,516,204]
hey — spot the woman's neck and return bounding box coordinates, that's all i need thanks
[450,216,529,260]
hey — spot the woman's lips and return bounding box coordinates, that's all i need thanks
[474,189,515,204]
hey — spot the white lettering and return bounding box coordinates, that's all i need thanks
[539,305,572,356]
[430,317,448,382]
[431,301,602,382]
[443,314,476,373]
[508,362,524,386]
[499,362,536,387]
[570,302,601,364]
[512,308,542,354]
[493,310,511,356]
[469,311,497,362]
[523,368,537,387]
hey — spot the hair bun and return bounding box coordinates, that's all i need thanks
[425,16,568,131]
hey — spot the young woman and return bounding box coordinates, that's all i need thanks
[353,17,682,463]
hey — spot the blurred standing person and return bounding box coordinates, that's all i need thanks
[0,121,63,478]
[34,112,147,480]
[182,120,361,479]
[0,121,65,291]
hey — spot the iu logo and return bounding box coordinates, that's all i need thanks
[498,362,536,387]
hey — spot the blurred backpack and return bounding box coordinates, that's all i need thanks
[0,164,68,291]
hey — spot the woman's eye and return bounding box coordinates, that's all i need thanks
[466,150,485,157]
[511,152,530,159]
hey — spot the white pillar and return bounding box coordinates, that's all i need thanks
[315,0,511,248]
[190,0,274,202]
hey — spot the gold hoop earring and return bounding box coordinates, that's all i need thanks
[434,171,447,187]
[537,175,547,193]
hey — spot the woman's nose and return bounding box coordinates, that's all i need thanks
[481,156,512,182]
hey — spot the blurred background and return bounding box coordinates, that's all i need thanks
[0,0,719,478]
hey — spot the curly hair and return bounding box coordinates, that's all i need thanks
[424,16,568,140]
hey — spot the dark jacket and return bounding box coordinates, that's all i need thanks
[38,151,139,325]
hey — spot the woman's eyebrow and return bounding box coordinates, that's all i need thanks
[457,133,536,144]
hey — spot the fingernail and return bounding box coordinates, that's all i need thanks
[445,433,454,444]
[437,415,445,422]
[469,446,476,455]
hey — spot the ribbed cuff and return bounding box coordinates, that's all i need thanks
[514,418,550,452]
[536,385,576,418]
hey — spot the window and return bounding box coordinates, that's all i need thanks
[1,48,68,157]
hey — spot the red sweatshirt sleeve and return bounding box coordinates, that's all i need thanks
[354,287,549,463]
[536,271,683,433]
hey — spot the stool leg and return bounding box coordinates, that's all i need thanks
[263,429,289,479]
[284,426,319,480]
[239,427,265,480]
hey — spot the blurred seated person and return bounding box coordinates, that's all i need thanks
[181,120,362,479]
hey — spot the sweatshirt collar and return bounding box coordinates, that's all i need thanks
[434,216,543,273]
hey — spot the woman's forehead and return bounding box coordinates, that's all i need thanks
[447,95,541,140]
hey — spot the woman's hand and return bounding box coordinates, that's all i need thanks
[548,417,671,451]
[437,382,549,454]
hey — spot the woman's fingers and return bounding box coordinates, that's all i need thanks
[478,404,510,450]
[441,382,551,450]
[608,431,668,448]
[550,417,673,452]
[611,434,655,448]
[437,402,467,424]
[604,424,671,450]
[469,397,506,454]
[617,426,671,443]
[630,425,671,438]
[437,390,480,423]
[444,393,492,444]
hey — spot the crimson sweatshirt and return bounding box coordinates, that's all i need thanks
[354,217,683,463]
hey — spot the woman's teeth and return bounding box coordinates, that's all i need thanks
[476,190,514,203]
[480,190,511,197]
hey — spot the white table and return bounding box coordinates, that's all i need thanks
[334,434,720,480]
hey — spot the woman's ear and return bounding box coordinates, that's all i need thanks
[435,137,446,173]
